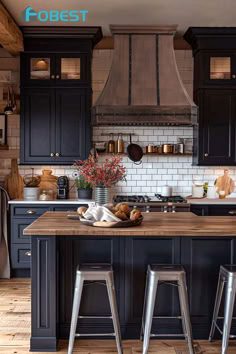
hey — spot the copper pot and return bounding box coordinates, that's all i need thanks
[162,144,173,154]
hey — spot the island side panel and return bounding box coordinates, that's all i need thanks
[181,236,236,339]
[57,236,124,338]
[124,237,181,338]
[31,235,57,352]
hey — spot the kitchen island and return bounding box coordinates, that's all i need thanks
[24,212,236,351]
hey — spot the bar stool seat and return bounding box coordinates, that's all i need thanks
[209,265,236,354]
[141,264,195,354]
[68,263,123,354]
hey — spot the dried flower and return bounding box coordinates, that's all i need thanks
[74,154,126,188]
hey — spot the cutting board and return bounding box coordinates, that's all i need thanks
[4,159,24,199]
[215,169,235,197]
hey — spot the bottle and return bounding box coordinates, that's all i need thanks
[108,134,115,153]
[117,134,124,153]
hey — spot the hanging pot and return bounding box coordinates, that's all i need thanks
[127,134,143,165]
[4,87,13,115]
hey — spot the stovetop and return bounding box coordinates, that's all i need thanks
[113,194,187,204]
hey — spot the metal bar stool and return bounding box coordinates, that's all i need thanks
[140,264,195,354]
[209,265,236,354]
[68,264,123,354]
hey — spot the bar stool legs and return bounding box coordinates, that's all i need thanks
[209,265,236,354]
[68,265,123,354]
[141,265,195,354]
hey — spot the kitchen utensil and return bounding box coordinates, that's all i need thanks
[162,185,172,197]
[94,142,106,153]
[157,145,162,154]
[108,134,115,153]
[207,182,217,199]
[162,144,173,154]
[68,214,143,228]
[127,134,143,165]
[148,144,154,153]
[117,134,124,153]
[192,182,204,198]
[215,169,235,197]
[4,159,24,199]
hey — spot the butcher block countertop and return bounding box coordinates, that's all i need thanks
[24,211,236,237]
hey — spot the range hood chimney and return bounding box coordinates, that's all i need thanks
[92,25,198,126]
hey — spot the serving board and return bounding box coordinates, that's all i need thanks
[67,214,143,228]
[215,169,235,197]
[4,158,24,199]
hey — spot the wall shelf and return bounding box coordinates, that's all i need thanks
[97,152,192,157]
[0,149,19,159]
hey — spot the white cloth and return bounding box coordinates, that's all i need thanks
[0,186,10,279]
[83,205,121,222]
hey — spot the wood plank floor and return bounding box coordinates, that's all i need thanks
[0,279,236,353]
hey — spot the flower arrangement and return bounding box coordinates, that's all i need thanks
[74,154,126,188]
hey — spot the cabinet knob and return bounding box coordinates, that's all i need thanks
[50,152,55,157]
[27,210,36,214]
[55,152,60,157]
[56,75,60,79]
[204,153,208,157]
[229,210,236,215]
[51,74,55,79]
[232,74,236,79]
[25,251,31,257]
[146,206,150,213]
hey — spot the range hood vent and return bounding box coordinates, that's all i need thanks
[92,25,198,126]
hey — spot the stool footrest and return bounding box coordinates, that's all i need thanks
[153,316,182,319]
[75,333,115,337]
[78,316,112,319]
[214,321,236,338]
[151,333,185,337]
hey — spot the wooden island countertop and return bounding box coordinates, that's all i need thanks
[24,211,236,237]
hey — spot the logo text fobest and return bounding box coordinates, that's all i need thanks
[24,7,88,22]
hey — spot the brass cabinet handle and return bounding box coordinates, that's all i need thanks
[27,210,36,214]
[55,152,60,157]
[229,210,236,215]
[204,153,208,157]
[232,74,236,79]
[56,75,60,79]
[25,251,31,256]
[50,152,55,157]
[51,74,55,79]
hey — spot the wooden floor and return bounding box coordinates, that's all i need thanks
[0,279,236,353]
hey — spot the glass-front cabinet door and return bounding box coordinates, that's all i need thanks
[30,58,51,80]
[205,53,236,84]
[55,54,89,85]
[22,54,55,86]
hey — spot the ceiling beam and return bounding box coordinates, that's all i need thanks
[0,3,23,56]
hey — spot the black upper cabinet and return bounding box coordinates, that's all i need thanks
[184,28,236,166]
[20,27,102,165]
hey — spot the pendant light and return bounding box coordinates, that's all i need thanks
[4,87,13,115]
[35,59,48,71]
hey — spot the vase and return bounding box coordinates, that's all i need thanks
[95,186,110,205]
[77,188,93,200]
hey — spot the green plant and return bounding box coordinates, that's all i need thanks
[76,174,92,190]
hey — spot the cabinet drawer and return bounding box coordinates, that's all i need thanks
[11,219,35,243]
[12,206,49,217]
[11,244,31,269]
[52,204,87,212]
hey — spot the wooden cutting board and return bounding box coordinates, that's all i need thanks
[4,159,24,199]
[215,169,235,197]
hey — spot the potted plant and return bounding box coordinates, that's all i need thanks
[74,154,126,205]
[76,174,93,200]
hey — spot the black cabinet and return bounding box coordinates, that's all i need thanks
[10,203,88,277]
[191,204,236,216]
[20,27,102,165]
[184,28,236,166]
[195,90,236,165]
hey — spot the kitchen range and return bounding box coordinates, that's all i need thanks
[1,3,236,353]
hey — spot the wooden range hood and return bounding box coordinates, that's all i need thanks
[92,25,198,126]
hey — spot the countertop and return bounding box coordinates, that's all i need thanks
[24,211,236,237]
[187,197,236,205]
[8,199,95,205]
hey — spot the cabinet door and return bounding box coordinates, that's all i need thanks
[21,53,56,86]
[21,88,56,164]
[55,88,90,163]
[199,90,236,165]
[55,54,90,86]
